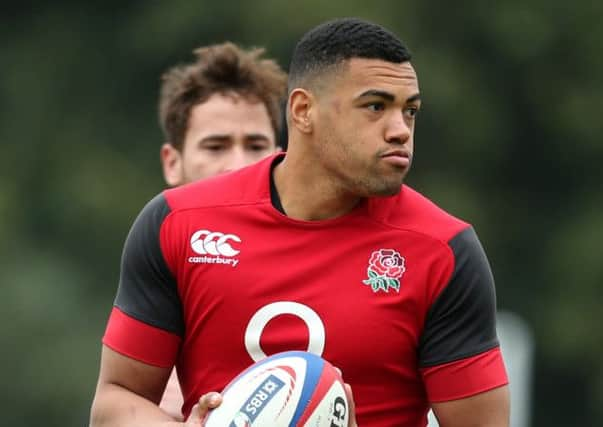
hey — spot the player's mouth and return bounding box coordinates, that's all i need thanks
[380,150,411,168]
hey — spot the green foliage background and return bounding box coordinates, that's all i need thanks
[2,1,601,425]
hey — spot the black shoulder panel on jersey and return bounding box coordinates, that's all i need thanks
[114,193,184,336]
[418,226,499,367]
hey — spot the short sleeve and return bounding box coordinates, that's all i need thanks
[419,227,508,401]
[102,193,183,367]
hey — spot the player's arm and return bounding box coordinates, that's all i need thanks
[91,346,221,427]
[160,369,185,421]
[90,346,177,427]
[90,193,206,426]
[420,226,510,426]
[344,383,359,427]
[431,385,509,427]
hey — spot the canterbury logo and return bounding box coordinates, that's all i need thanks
[190,230,241,257]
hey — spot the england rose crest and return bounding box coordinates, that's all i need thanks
[362,249,406,293]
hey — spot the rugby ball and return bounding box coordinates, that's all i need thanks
[204,351,349,427]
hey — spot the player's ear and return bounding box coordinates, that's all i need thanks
[288,88,314,134]
[160,143,183,187]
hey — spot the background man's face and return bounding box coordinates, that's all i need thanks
[162,92,278,186]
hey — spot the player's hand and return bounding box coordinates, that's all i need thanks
[344,383,358,427]
[184,392,222,426]
[183,383,356,427]
[334,366,357,427]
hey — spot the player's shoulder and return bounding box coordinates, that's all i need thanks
[163,155,276,212]
[369,185,471,243]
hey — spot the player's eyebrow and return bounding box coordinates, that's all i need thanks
[243,133,271,142]
[200,134,232,143]
[406,93,421,103]
[355,90,421,104]
[355,89,395,102]
[198,133,271,145]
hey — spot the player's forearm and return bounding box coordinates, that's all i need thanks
[90,382,183,427]
[438,419,509,427]
[432,386,510,427]
[438,420,508,427]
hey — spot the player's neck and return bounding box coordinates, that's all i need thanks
[273,151,362,221]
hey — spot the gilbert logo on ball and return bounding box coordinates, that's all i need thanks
[204,351,349,427]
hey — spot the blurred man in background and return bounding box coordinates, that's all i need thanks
[158,41,287,187]
[157,41,287,418]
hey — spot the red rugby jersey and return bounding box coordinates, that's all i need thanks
[104,154,507,426]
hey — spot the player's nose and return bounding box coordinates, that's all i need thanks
[222,147,250,173]
[384,113,411,144]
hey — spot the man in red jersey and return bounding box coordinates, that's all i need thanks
[157,42,288,419]
[91,18,509,427]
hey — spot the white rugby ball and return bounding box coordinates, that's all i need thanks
[204,351,349,427]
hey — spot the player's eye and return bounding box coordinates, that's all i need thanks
[248,144,269,152]
[404,106,419,119]
[203,143,227,152]
[366,102,385,112]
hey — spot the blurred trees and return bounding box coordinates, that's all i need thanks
[1,1,600,425]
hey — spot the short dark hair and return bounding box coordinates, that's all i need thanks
[159,42,287,149]
[288,18,412,93]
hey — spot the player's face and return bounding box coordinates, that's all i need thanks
[312,58,420,197]
[162,93,278,186]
